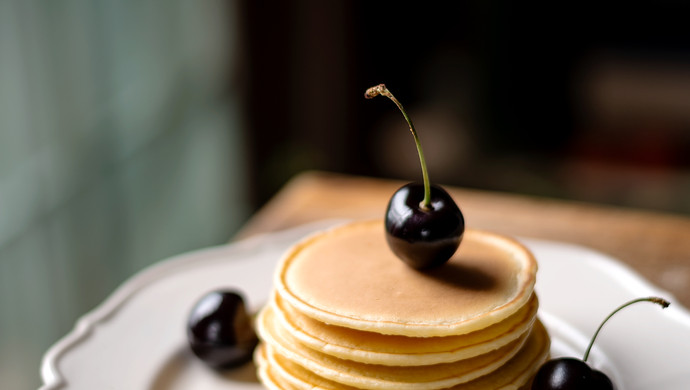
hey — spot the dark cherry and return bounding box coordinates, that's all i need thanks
[385,183,464,269]
[187,289,258,369]
[531,297,670,390]
[531,358,614,390]
[590,369,615,389]
[366,84,464,269]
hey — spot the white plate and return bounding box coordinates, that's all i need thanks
[40,220,690,390]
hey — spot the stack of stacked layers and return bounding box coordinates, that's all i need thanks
[255,220,550,390]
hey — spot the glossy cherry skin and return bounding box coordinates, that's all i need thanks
[385,183,464,269]
[187,290,258,369]
[531,358,615,390]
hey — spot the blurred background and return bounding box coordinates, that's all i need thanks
[2,1,689,388]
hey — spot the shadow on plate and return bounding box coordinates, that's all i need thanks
[149,346,259,389]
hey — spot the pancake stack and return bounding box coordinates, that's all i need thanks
[255,220,550,390]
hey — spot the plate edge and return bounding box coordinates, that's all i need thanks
[38,219,349,390]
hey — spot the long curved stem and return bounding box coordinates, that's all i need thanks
[583,297,670,362]
[365,84,431,209]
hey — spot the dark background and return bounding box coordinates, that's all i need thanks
[239,1,690,214]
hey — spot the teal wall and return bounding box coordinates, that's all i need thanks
[0,1,248,388]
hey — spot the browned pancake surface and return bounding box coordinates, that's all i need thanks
[276,220,537,336]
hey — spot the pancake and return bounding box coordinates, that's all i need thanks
[274,220,537,337]
[256,219,548,390]
[258,320,550,390]
[257,304,530,390]
[271,292,539,365]
[255,345,295,390]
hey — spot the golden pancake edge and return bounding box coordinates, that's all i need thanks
[256,219,549,390]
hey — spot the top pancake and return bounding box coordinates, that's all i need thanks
[275,220,537,337]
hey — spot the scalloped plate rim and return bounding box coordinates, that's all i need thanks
[39,219,690,390]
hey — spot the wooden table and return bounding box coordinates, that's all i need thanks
[236,171,690,308]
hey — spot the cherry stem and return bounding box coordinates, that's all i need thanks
[582,297,670,362]
[365,84,431,210]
